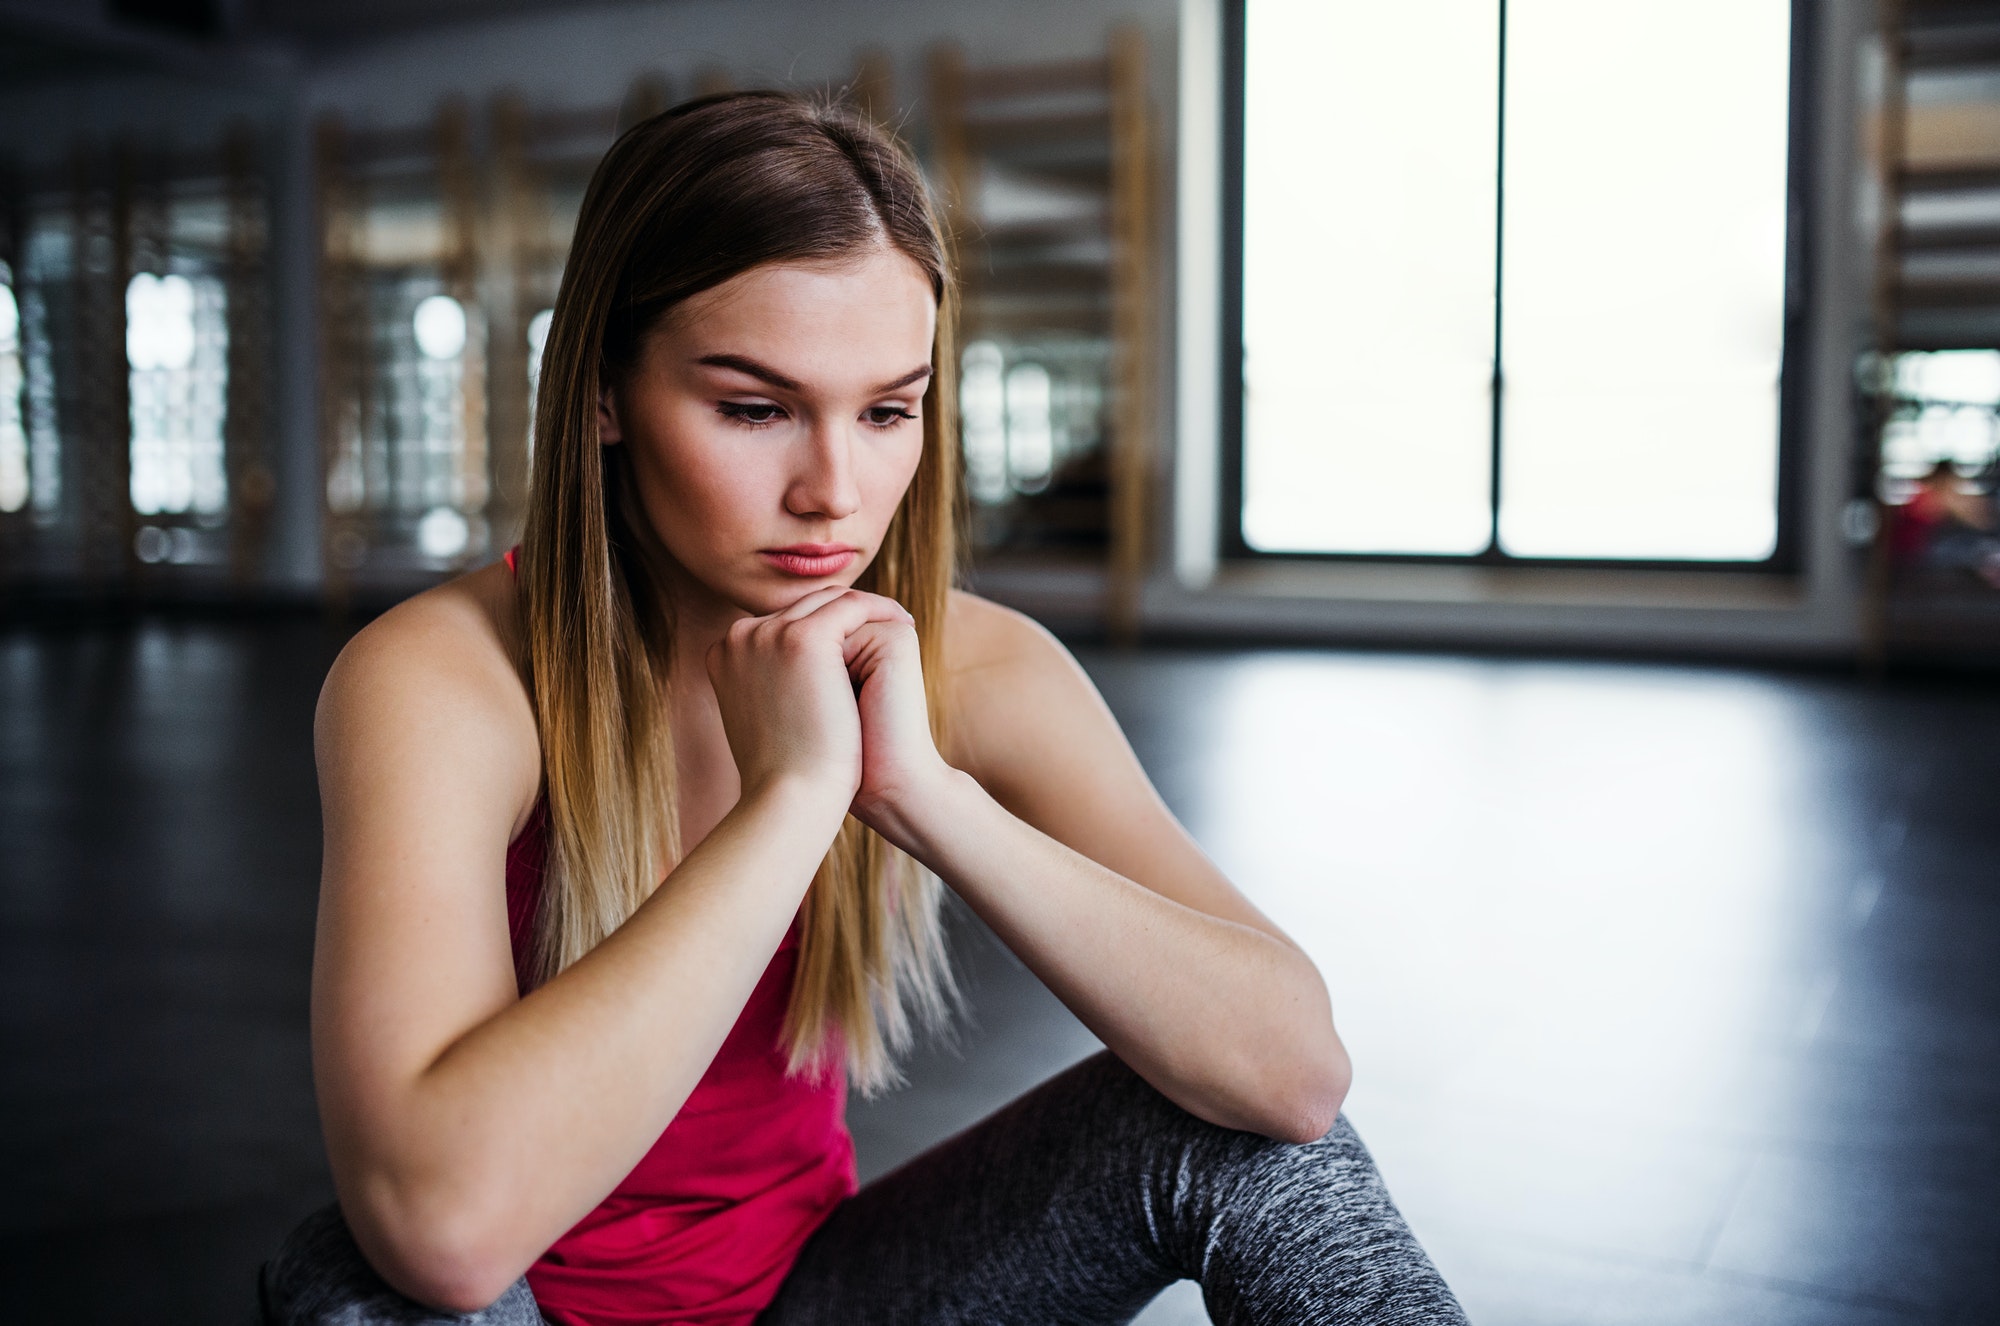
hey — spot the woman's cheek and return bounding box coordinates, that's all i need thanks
[634,443,745,564]
[874,437,924,522]
[669,423,758,517]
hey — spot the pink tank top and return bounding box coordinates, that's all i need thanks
[501,551,854,1325]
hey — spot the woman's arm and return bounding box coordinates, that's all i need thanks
[849,594,1349,1144]
[312,582,894,1311]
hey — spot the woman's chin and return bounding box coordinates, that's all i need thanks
[679,555,871,620]
[723,575,854,618]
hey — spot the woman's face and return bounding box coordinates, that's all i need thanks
[604,246,937,619]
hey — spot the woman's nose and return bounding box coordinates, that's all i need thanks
[784,422,862,521]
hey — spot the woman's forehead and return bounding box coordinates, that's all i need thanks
[655,251,938,384]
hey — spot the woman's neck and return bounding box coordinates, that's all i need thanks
[658,564,753,691]
[653,570,759,839]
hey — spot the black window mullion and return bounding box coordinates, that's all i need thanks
[1484,0,1508,562]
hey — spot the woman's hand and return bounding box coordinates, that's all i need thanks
[841,603,953,847]
[705,588,913,804]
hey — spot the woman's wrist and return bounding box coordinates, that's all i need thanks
[736,766,857,839]
[859,762,988,861]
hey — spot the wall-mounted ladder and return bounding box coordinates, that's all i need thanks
[1860,0,2000,667]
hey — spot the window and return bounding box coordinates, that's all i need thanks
[126,271,229,524]
[1877,350,2000,498]
[123,168,270,572]
[1230,0,1802,564]
[323,279,486,567]
[7,226,67,522]
[0,270,24,513]
[0,134,271,586]
[526,306,553,458]
[960,338,1108,511]
[316,109,493,582]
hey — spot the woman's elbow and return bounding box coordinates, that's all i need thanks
[389,1247,522,1318]
[1266,1040,1351,1145]
[346,1179,529,1315]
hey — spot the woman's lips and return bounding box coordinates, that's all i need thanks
[760,546,859,577]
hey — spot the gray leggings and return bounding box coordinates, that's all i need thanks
[264,1053,1467,1325]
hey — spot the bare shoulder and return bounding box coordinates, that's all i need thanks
[321,561,527,722]
[944,592,1072,676]
[941,589,1111,787]
[317,561,540,831]
[944,589,1075,680]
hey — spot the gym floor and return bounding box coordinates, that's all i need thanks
[2,615,1995,1323]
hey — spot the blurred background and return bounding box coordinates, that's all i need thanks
[0,0,1997,1322]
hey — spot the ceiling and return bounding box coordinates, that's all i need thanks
[0,0,638,88]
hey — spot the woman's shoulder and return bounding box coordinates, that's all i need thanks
[316,562,540,810]
[941,589,1100,778]
[326,561,525,696]
[943,588,1066,675]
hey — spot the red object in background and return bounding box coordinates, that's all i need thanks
[1886,483,1953,564]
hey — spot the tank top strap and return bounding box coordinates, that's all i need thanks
[503,545,520,578]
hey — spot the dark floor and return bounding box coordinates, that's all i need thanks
[2,617,1997,1324]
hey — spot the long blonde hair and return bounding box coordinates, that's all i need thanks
[516,93,959,1091]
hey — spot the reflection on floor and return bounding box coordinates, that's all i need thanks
[1,618,1996,1323]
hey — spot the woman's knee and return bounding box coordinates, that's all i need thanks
[261,1203,542,1326]
[1061,1050,1329,1163]
[1066,1058,1411,1226]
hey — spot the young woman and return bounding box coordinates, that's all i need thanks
[267,92,1466,1326]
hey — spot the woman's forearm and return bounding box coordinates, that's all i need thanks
[878,769,1349,1144]
[342,773,849,1309]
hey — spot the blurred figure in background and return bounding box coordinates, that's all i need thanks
[1889,460,2000,587]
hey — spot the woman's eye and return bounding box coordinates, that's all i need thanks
[717,402,784,426]
[866,407,919,429]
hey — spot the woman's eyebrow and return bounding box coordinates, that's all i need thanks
[693,354,931,398]
[695,353,803,392]
[872,365,933,395]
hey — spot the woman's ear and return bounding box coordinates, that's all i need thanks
[597,383,623,446]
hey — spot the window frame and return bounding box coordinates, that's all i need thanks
[1218,0,1817,572]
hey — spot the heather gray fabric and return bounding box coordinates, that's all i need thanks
[758,1052,1466,1326]
[265,1052,1465,1326]
[262,1203,543,1325]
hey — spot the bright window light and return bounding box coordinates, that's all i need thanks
[21,225,65,517]
[1241,0,1499,554]
[1004,362,1055,495]
[0,274,25,514]
[526,307,554,457]
[962,341,1007,505]
[416,504,470,559]
[1497,0,1791,560]
[126,271,228,518]
[1880,350,2000,485]
[1895,348,2000,407]
[413,294,467,361]
[1238,0,1794,563]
